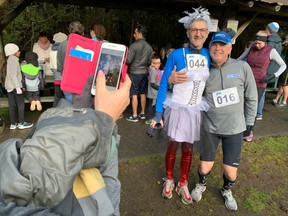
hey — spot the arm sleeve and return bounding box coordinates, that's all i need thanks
[57,42,66,73]
[155,54,174,113]
[8,62,22,88]
[270,49,287,77]
[237,48,250,61]
[126,44,135,65]
[150,69,158,90]
[243,62,258,126]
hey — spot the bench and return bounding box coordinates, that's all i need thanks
[0,96,54,108]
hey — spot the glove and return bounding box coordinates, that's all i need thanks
[16,88,22,94]
[265,74,276,83]
[243,125,253,137]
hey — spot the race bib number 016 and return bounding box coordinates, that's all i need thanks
[186,54,207,71]
[212,87,240,108]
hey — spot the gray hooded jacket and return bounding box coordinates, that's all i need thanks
[267,33,283,77]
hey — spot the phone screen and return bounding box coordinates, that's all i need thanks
[96,48,125,92]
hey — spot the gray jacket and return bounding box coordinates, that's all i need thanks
[56,39,68,81]
[4,55,22,90]
[267,33,283,76]
[203,58,258,135]
[126,38,153,74]
[0,106,117,215]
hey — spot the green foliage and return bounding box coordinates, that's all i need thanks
[3,3,81,51]
[2,2,183,54]
[0,107,8,119]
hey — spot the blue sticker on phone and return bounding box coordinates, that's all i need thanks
[69,48,92,61]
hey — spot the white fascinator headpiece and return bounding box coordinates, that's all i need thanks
[178,7,212,31]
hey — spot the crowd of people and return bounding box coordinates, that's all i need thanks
[2,5,288,215]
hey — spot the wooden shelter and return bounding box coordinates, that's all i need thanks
[0,0,288,84]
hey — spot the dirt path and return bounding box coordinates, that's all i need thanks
[0,92,287,215]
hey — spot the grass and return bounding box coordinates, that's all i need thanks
[0,107,8,121]
[120,135,288,215]
[245,187,268,212]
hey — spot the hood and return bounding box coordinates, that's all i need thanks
[268,33,282,43]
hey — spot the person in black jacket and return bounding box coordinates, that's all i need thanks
[125,24,153,122]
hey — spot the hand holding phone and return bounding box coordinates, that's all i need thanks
[91,42,127,95]
[94,70,131,121]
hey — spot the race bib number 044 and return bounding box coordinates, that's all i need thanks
[212,87,240,108]
[186,54,207,71]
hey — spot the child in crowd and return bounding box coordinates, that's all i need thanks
[145,55,162,124]
[4,43,33,129]
[21,51,44,111]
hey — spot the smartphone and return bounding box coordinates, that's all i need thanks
[91,42,126,95]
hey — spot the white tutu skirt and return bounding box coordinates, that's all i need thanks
[163,98,209,143]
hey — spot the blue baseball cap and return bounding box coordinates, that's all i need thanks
[210,31,231,44]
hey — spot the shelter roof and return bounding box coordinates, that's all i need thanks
[33,0,288,25]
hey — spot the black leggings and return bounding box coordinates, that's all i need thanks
[7,89,25,124]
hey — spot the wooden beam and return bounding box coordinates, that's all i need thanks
[0,0,7,6]
[232,12,259,43]
[236,2,288,17]
[0,0,33,31]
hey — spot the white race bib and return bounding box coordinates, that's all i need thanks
[212,87,240,108]
[186,54,208,71]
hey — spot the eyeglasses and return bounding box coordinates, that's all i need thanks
[153,62,161,64]
[189,28,208,34]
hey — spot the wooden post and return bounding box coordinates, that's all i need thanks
[0,32,6,90]
[232,13,259,43]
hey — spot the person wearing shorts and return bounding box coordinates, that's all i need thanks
[125,24,153,122]
[190,31,258,211]
[272,69,288,108]
[272,36,288,108]
[129,73,148,100]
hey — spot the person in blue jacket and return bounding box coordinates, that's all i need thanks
[151,7,211,205]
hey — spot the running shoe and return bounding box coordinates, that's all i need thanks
[276,103,287,108]
[17,122,33,130]
[10,123,18,130]
[162,178,174,199]
[145,119,152,125]
[138,113,146,120]
[256,116,262,120]
[175,181,193,205]
[191,183,206,202]
[125,114,138,122]
[221,189,238,211]
[243,131,253,142]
